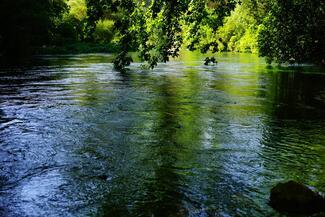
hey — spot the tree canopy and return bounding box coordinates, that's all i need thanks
[85,0,324,70]
[86,0,237,70]
[258,0,325,64]
[0,0,323,68]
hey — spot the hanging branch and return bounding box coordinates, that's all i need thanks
[85,0,236,71]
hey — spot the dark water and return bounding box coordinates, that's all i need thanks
[0,52,324,217]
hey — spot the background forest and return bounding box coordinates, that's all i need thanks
[0,0,324,68]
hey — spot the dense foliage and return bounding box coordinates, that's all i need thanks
[0,0,117,63]
[85,0,324,69]
[85,0,238,69]
[0,0,324,68]
[258,0,325,64]
[0,0,67,63]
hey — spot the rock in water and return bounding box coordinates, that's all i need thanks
[270,181,325,215]
[204,57,210,65]
[204,57,218,65]
[210,57,217,64]
[288,57,296,64]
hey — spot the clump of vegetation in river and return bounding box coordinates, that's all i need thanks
[0,0,324,68]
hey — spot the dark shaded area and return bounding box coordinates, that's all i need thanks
[269,69,325,120]
[0,0,67,65]
[270,181,325,215]
[258,0,325,65]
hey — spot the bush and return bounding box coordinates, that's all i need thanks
[217,3,258,53]
[51,0,87,45]
[93,20,115,44]
[258,0,325,64]
[68,0,87,21]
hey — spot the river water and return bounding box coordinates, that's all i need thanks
[0,52,324,217]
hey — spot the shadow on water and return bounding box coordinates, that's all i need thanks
[0,52,324,217]
[98,75,188,216]
[263,68,325,119]
[258,67,325,192]
[82,68,207,216]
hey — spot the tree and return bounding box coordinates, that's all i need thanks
[258,0,325,64]
[0,0,67,64]
[86,0,237,70]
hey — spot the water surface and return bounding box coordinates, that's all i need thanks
[0,52,324,217]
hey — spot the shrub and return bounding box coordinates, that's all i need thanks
[93,20,115,43]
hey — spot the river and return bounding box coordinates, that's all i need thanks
[0,52,324,217]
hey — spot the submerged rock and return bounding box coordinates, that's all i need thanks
[270,180,325,215]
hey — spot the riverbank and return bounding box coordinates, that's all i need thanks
[36,42,121,55]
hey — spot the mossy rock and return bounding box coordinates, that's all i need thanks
[270,180,325,215]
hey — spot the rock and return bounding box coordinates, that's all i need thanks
[96,175,109,180]
[289,57,296,64]
[204,57,218,65]
[270,180,325,215]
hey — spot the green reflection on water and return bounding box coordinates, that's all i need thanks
[1,52,324,217]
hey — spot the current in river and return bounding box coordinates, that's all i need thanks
[0,52,324,217]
